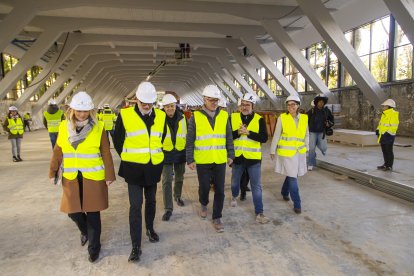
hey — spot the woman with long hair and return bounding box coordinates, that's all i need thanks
[2,106,24,162]
[49,91,115,263]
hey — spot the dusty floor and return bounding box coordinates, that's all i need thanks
[0,130,413,275]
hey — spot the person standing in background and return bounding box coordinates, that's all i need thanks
[43,99,64,148]
[3,106,24,162]
[23,112,32,132]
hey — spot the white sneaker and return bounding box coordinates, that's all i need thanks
[231,197,237,207]
[308,166,313,171]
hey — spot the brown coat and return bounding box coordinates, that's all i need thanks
[49,128,116,214]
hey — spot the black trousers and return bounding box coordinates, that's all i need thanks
[381,143,394,168]
[68,173,101,255]
[127,183,157,248]
[197,163,226,220]
[23,120,31,131]
[240,169,249,197]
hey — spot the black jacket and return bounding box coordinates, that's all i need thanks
[113,105,167,185]
[307,106,334,133]
[163,109,187,164]
[231,112,268,165]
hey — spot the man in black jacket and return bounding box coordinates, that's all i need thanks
[306,93,334,171]
[113,82,167,262]
[160,94,187,221]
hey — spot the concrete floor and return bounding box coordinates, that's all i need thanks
[1,129,413,275]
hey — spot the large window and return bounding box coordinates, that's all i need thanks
[394,23,413,80]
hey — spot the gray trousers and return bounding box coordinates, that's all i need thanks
[161,162,185,211]
[10,138,22,157]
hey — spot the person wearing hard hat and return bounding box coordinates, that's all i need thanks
[43,99,65,149]
[186,84,235,233]
[113,81,167,262]
[160,94,187,221]
[98,104,117,143]
[270,95,309,214]
[306,93,334,171]
[23,112,32,132]
[376,99,399,171]
[3,106,24,162]
[48,91,115,263]
[230,93,270,224]
[218,98,227,110]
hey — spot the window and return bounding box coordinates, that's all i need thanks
[394,23,413,80]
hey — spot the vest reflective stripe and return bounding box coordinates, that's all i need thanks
[101,110,116,131]
[57,120,105,181]
[43,110,63,133]
[231,112,262,160]
[120,107,165,165]
[277,113,308,157]
[8,118,24,135]
[194,110,228,164]
[377,108,399,143]
[163,117,187,152]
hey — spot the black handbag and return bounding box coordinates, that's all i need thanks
[324,108,334,136]
[325,127,333,136]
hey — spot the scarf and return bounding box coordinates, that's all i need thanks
[68,118,94,149]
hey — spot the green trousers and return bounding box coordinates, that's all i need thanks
[162,162,186,211]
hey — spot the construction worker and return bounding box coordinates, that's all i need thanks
[48,91,115,263]
[218,98,227,110]
[270,95,309,214]
[3,106,24,162]
[113,81,167,262]
[99,104,117,140]
[376,99,399,171]
[23,112,32,132]
[186,84,235,233]
[160,94,187,221]
[230,93,270,223]
[43,99,64,148]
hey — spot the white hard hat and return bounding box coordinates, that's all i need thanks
[237,98,242,107]
[381,99,396,108]
[285,95,301,104]
[103,103,110,108]
[162,94,177,105]
[49,99,57,105]
[218,98,227,108]
[98,106,103,110]
[311,100,315,107]
[136,81,157,103]
[202,85,221,99]
[242,93,257,104]
[9,106,18,111]
[69,91,94,111]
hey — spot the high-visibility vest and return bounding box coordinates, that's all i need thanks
[377,108,399,143]
[194,110,228,164]
[101,109,116,131]
[44,110,63,133]
[276,113,308,157]
[57,120,105,181]
[8,118,24,135]
[120,107,165,165]
[23,114,31,120]
[163,117,187,151]
[231,112,262,160]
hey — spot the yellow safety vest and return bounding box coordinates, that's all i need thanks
[277,113,308,157]
[8,118,24,135]
[57,120,105,181]
[194,110,228,164]
[377,108,399,143]
[231,112,262,160]
[101,109,116,131]
[120,107,165,165]
[23,114,31,120]
[163,117,187,152]
[44,110,63,133]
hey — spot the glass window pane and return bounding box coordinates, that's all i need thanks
[370,51,388,82]
[395,22,410,47]
[343,68,355,87]
[354,24,371,56]
[394,44,413,80]
[328,62,338,89]
[371,17,389,52]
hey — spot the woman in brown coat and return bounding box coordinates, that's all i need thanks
[49,92,115,263]
[2,106,24,162]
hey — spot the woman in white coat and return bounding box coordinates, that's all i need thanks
[270,95,309,214]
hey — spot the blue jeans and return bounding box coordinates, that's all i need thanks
[281,176,301,209]
[308,132,327,166]
[49,132,58,149]
[231,162,264,214]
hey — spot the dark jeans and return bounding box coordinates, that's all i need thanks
[240,169,249,198]
[23,120,31,131]
[281,176,301,209]
[381,143,394,168]
[49,132,58,149]
[196,163,226,220]
[127,183,157,247]
[67,172,101,255]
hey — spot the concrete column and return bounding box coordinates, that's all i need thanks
[199,64,237,103]
[384,0,414,45]
[0,28,62,100]
[297,0,386,107]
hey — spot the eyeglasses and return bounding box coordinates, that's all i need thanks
[205,98,219,103]
[140,102,153,107]
[241,103,252,107]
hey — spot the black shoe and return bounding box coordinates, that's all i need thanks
[294,208,302,214]
[88,252,99,263]
[128,246,142,262]
[175,198,185,207]
[162,210,172,221]
[17,156,23,161]
[283,196,290,201]
[240,192,246,201]
[81,233,88,246]
[377,165,386,170]
[146,229,159,243]
[12,156,19,162]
